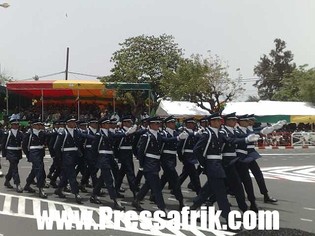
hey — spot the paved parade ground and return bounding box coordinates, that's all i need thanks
[0,149,315,236]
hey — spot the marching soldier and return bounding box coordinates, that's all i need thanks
[2,119,24,193]
[115,115,138,198]
[178,117,201,194]
[132,116,166,211]
[89,117,125,210]
[160,115,188,210]
[54,116,86,204]
[80,118,99,192]
[23,119,47,198]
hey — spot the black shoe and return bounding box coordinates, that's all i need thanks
[50,181,58,188]
[179,201,185,211]
[64,186,71,193]
[132,200,144,211]
[114,199,125,211]
[97,189,106,197]
[54,188,66,198]
[250,203,259,213]
[44,183,50,188]
[149,195,155,203]
[31,180,37,185]
[24,185,36,193]
[187,182,195,191]
[90,196,102,204]
[264,194,278,203]
[16,185,23,193]
[118,187,125,193]
[116,192,125,198]
[80,185,88,193]
[39,188,48,199]
[86,183,93,188]
[4,181,14,189]
[75,194,83,204]
[47,172,52,180]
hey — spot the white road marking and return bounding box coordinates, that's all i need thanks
[304,207,315,211]
[300,218,313,222]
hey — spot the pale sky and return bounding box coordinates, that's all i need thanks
[1,0,314,100]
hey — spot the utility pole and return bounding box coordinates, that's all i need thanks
[65,47,69,80]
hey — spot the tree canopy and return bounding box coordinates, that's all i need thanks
[254,38,296,100]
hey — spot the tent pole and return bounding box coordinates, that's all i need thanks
[65,47,69,80]
[6,87,9,116]
[77,88,80,120]
[41,89,44,122]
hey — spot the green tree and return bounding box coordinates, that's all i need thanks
[246,95,260,102]
[100,34,183,116]
[160,53,244,113]
[254,38,296,100]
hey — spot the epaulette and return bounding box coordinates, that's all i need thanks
[96,133,101,136]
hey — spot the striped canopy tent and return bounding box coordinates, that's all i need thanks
[222,101,315,123]
[5,80,115,120]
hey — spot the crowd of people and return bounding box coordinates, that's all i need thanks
[1,112,286,226]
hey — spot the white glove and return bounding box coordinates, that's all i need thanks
[272,121,283,130]
[126,125,137,135]
[246,134,260,143]
[278,120,287,125]
[177,131,189,140]
[197,128,204,135]
[260,126,274,135]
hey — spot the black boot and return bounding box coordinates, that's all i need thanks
[90,195,102,204]
[50,181,58,188]
[75,194,83,204]
[16,184,23,193]
[113,199,125,211]
[54,188,66,198]
[249,202,259,213]
[39,188,47,199]
[264,194,278,203]
[179,200,184,211]
[4,180,14,189]
[24,184,36,193]
[132,200,144,211]
[116,192,125,198]
[79,184,88,193]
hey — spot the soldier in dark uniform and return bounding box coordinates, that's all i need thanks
[245,114,278,203]
[193,113,231,221]
[134,117,149,187]
[89,117,125,210]
[160,115,188,210]
[115,115,138,198]
[2,119,24,192]
[54,116,86,204]
[132,116,166,211]
[178,117,201,194]
[23,120,47,198]
[75,120,88,184]
[80,118,99,192]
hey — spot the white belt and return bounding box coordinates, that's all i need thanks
[206,155,222,160]
[146,153,160,159]
[7,146,22,150]
[85,145,92,148]
[183,149,193,153]
[63,147,78,151]
[120,146,132,150]
[29,145,44,150]
[99,150,113,154]
[247,145,255,149]
[162,150,177,155]
[236,149,248,155]
[222,153,237,157]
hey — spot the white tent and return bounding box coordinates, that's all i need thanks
[155,100,210,117]
[222,101,315,116]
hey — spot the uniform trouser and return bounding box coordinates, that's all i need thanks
[116,156,137,192]
[137,172,166,210]
[93,166,117,199]
[179,162,201,194]
[224,164,248,212]
[160,166,183,202]
[110,158,119,184]
[58,165,79,194]
[26,158,45,188]
[48,157,57,175]
[6,159,21,185]
[208,177,231,220]
[235,162,256,203]
[50,157,62,183]
[248,160,268,195]
[75,156,87,177]
[135,169,144,186]
[81,156,99,187]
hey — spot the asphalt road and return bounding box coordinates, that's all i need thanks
[0,149,315,236]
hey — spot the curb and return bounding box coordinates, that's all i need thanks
[256,146,315,150]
